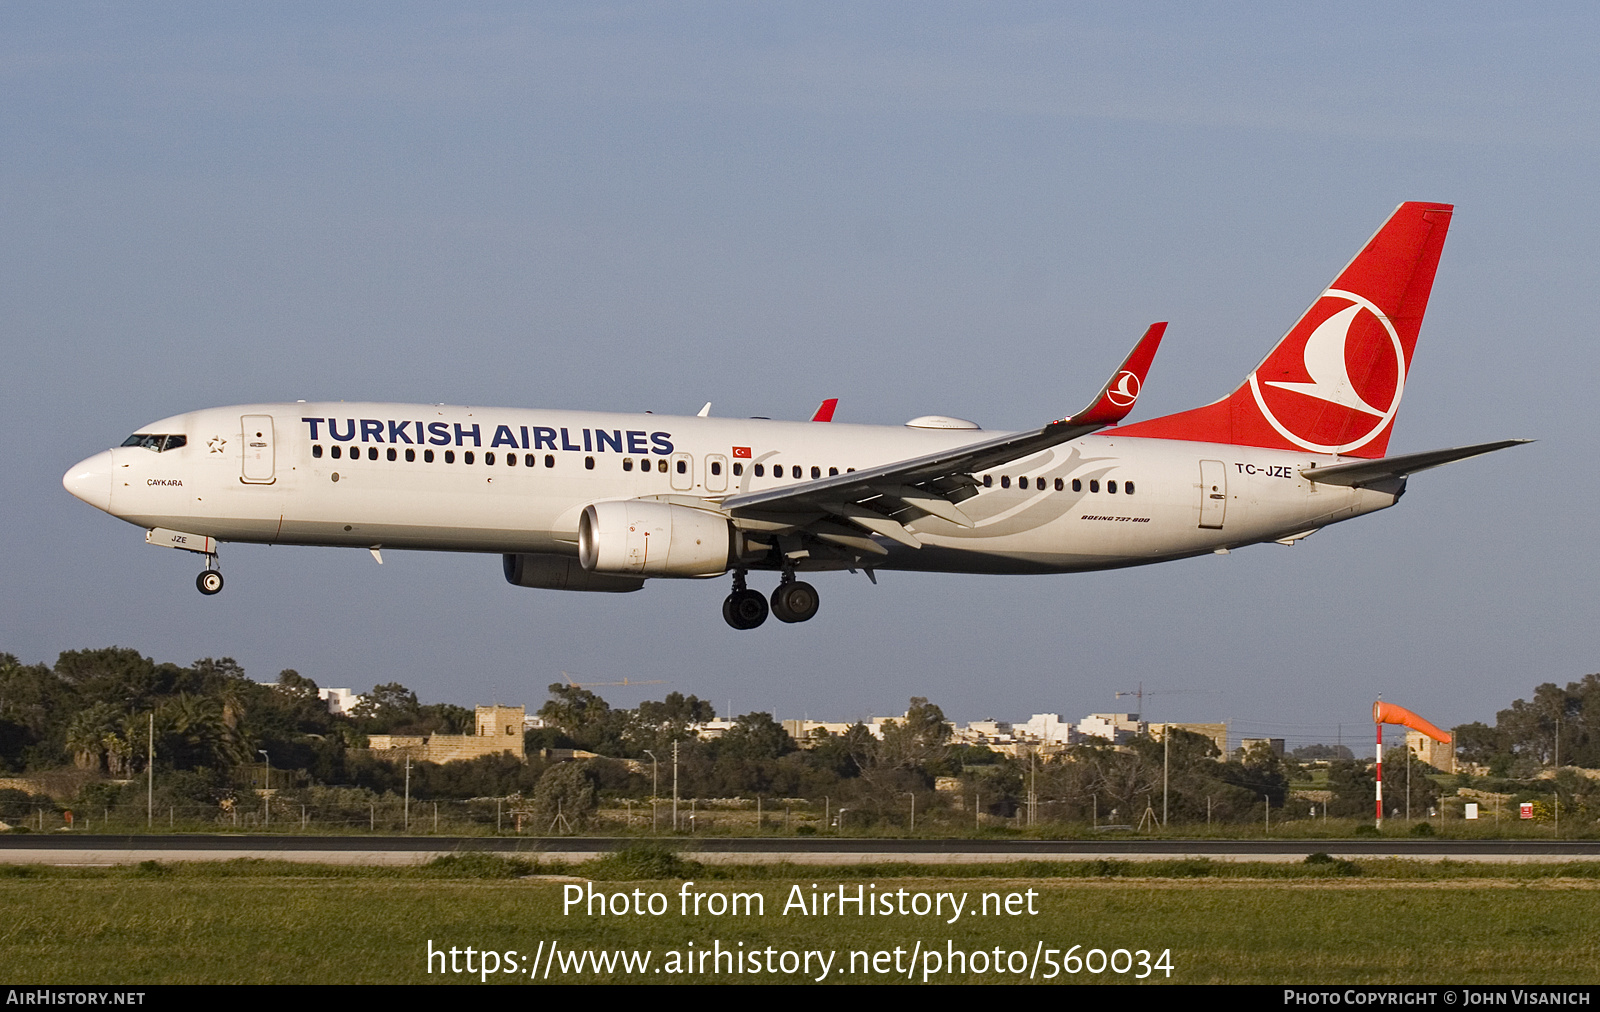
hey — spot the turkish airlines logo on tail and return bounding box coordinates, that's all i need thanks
[1247,289,1407,454]
[1105,370,1142,407]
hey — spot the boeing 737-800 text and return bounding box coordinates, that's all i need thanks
[64,202,1527,629]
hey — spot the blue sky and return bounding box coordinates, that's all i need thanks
[4,4,1595,750]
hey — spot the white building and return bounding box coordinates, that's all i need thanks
[1077,712,1146,745]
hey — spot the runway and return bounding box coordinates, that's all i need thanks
[4,834,1599,866]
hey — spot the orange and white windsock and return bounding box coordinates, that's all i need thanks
[1372,701,1452,825]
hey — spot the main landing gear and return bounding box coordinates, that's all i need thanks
[722,570,819,629]
[196,555,224,596]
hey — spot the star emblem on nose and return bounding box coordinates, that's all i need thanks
[208,436,227,453]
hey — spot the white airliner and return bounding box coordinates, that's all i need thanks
[64,202,1527,629]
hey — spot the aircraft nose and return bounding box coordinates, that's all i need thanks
[63,450,114,513]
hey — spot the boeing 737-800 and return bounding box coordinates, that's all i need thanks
[63,202,1527,629]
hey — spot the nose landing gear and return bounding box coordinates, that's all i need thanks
[196,555,223,595]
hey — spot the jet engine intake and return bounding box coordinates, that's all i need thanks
[578,500,732,577]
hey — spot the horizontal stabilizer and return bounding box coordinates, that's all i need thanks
[1300,439,1532,488]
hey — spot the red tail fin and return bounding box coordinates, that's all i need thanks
[1115,202,1453,458]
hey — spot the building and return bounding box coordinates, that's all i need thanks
[367,704,526,764]
[1406,729,1456,773]
[1238,737,1286,758]
[1149,722,1228,757]
[1077,713,1146,745]
[319,687,362,716]
[1017,714,1081,746]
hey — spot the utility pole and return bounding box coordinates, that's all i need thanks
[1163,731,1170,827]
[146,712,154,829]
[671,740,679,831]
[404,757,411,832]
[258,750,270,827]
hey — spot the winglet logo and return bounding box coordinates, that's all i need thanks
[1106,370,1142,408]
[1247,289,1406,454]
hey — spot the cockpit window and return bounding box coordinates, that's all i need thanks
[120,434,186,452]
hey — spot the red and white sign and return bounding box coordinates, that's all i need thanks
[732,446,751,458]
[1520,802,1534,820]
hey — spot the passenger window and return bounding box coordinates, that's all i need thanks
[657,459,667,473]
[711,461,722,476]
[546,455,556,468]
[331,445,342,459]
[485,452,496,465]
[829,467,838,476]
[585,456,595,469]
[1037,477,1046,490]
[1054,477,1063,491]
[1125,481,1135,495]
[425,449,435,463]
[675,460,686,474]
[733,463,743,476]
[1019,475,1028,487]
[983,475,992,487]
[387,448,398,462]
[623,458,634,472]
[312,445,323,459]
[464,451,475,464]
[445,450,456,464]
[1001,476,1011,489]
[525,454,535,467]
[1089,480,1099,493]
[811,466,821,479]
[1072,479,1081,492]
[1108,480,1118,493]
[754,464,765,477]
[506,452,515,466]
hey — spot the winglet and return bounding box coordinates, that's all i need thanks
[811,398,839,422]
[1060,322,1166,426]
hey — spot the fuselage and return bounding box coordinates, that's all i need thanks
[64,401,1399,576]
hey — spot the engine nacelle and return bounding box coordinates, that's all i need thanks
[578,500,732,577]
[503,553,644,593]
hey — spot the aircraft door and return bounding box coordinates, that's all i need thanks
[241,415,276,484]
[704,453,728,493]
[670,452,694,491]
[1198,459,1226,528]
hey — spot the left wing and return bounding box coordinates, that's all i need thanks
[718,323,1166,555]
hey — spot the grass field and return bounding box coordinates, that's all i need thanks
[3,856,1598,984]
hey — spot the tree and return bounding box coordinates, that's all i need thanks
[537,684,625,754]
[533,761,598,830]
[717,712,795,761]
[879,698,951,770]
[352,682,421,733]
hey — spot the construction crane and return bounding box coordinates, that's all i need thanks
[560,671,668,689]
[1114,682,1213,717]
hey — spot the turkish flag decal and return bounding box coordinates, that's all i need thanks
[732,446,751,458]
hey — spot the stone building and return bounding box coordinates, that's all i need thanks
[367,704,526,764]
